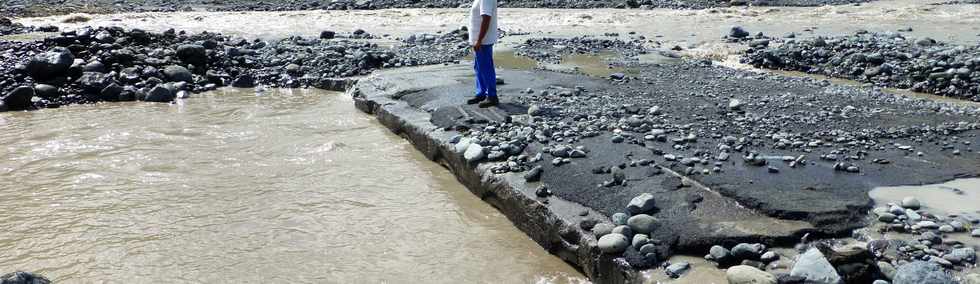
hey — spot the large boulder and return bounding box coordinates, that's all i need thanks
[99,83,123,102]
[2,86,35,111]
[0,271,51,284]
[597,233,629,254]
[819,243,875,283]
[143,86,175,103]
[726,265,777,284]
[77,72,113,95]
[26,48,74,81]
[33,84,60,99]
[163,65,193,83]
[626,214,657,234]
[231,74,256,88]
[175,44,207,66]
[790,248,842,284]
[892,261,955,284]
[731,243,765,260]
[626,193,656,214]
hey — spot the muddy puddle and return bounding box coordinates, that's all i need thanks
[0,88,586,283]
[870,178,980,216]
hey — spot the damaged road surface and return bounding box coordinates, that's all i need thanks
[351,61,980,282]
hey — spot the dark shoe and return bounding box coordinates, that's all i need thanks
[466,96,486,105]
[478,97,499,108]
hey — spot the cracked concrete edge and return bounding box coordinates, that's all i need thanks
[347,71,641,283]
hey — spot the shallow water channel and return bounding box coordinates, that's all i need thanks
[0,88,585,283]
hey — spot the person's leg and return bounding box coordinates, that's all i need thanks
[484,45,497,98]
[468,46,488,104]
[477,45,498,108]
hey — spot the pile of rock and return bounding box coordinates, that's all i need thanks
[514,36,648,64]
[0,17,57,36]
[743,31,980,101]
[868,197,979,272]
[592,193,662,268]
[0,26,468,111]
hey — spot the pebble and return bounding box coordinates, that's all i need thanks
[665,262,690,278]
[592,223,614,238]
[626,193,656,214]
[626,214,657,234]
[612,225,633,238]
[611,212,629,226]
[632,234,649,248]
[731,243,765,260]
[916,221,939,229]
[760,251,779,263]
[901,196,921,209]
[972,228,980,237]
[726,265,777,284]
[877,213,896,222]
[708,245,732,263]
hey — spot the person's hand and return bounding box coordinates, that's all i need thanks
[473,44,481,52]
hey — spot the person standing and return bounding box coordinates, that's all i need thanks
[467,0,499,108]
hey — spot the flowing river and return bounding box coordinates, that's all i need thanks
[0,88,585,283]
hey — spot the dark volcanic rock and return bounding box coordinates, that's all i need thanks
[176,44,207,66]
[77,72,113,94]
[26,48,73,81]
[163,65,193,83]
[0,271,51,284]
[143,85,175,102]
[1,26,470,110]
[515,36,647,64]
[743,32,980,101]
[2,86,35,111]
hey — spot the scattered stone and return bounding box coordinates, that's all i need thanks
[726,265,777,284]
[790,248,842,284]
[626,214,657,234]
[665,262,691,278]
[709,245,733,263]
[592,223,614,238]
[144,85,175,103]
[463,143,485,162]
[524,165,543,182]
[612,212,629,226]
[731,243,765,260]
[626,193,656,214]
[729,26,750,39]
[597,233,629,254]
[901,196,921,210]
[2,86,34,110]
[892,261,955,284]
[760,251,779,263]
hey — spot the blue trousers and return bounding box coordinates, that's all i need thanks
[473,44,496,98]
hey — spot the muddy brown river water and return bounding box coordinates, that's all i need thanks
[0,88,585,283]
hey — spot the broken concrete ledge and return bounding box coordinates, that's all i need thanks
[349,66,637,282]
[346,61,980,283]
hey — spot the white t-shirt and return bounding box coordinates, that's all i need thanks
[468,0,498,45]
